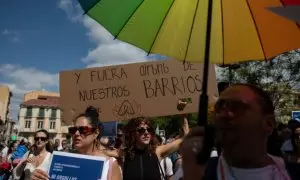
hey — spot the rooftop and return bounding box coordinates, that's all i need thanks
[21,96,59,108]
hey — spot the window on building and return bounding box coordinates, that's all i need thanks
[50,109,57,119]
[37,120,43,129]
[25,108,32,118]
[50,120,56,129]
[38,108,45,118]
[25,121,31,129]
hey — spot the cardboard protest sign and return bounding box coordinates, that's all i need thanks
[60,59,218,124]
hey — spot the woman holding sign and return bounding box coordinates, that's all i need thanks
[31,106,122,180]
[14,129,52,180]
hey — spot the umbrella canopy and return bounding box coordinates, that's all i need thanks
[78,0,300,64]
[281,0,300,5]
[269,0,300,24]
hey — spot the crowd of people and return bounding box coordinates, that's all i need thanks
[0,83,299,180]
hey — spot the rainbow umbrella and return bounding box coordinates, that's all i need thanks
[269,0,300,23]
[77,0,300,126]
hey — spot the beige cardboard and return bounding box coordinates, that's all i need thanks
[60,59,218,124]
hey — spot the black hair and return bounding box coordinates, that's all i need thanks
[20,139,27,145]
[288,119,300,130]
[75,106,101,129]
[277,123,287,131]
[155,134,163,144]
[8,141,18,155]
[232,83,275,115]
[117,124,125,131]
[75,106,102,149]
[218,82,230,94]
[35,129,53,153]
[291,124,300,154]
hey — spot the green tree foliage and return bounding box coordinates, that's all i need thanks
[149,113,199,137]
[218,50,300,123]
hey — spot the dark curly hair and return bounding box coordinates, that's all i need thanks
[124,117,157,160]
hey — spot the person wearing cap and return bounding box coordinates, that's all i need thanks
[11,138,29,166]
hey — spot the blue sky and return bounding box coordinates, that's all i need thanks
[0,0,91,72]
[0,0,156,120]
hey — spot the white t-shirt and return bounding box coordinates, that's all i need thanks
[23,152,52,180]
[217,155,291,180]
[210,149,219,158]
[1,147,8,158]
[281,139,293,152]
[160,157,174,179]
[172,166,183,180]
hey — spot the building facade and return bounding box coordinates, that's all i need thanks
[0,85,12,124]
[0,85,13,144]
[18,92,69,144]
[24,91,59,102]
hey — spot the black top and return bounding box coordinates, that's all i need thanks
[285,161,300,180]
[123,148,162,180]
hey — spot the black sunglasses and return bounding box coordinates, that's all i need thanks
[34,137,48,141]
[68,126,96,135]
[215,99,250,114]
[137,127,154,134]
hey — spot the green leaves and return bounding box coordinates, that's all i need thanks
[218,50,300,123]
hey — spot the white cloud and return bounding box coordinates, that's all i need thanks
[2,29,21,43]
[2,29,10,35]
[0,64,58,121]
[57,0,82,22]
[58,0,151,67]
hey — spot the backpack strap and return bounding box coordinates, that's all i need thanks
[163,158,167,176]
[203,157,219,180]
[154,155,167,180]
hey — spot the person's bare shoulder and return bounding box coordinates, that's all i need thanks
[94,150,110,159]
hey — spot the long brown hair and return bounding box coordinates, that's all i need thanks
[124,117,157,160]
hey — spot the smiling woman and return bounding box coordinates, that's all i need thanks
[13,129,52,180]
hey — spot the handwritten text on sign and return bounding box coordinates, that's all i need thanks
[60,60,217,124]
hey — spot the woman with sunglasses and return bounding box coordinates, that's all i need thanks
[30,106,122,180]
[123,101,190,180]
[13,129,52,180]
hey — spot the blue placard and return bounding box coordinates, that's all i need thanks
[48,151,108,180]
[102,122,117,137]
[292,111,300,122]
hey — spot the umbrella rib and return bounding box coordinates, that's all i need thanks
[278,0,300,29]
[245,0,267,60]
[147,0,176,55]
[220,0,225,65]
[80,0,104,15]
[114,0,145,40]
[183,0,201,63]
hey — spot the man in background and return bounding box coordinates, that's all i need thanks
[53,139,62,151]
[60,139,70,152]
